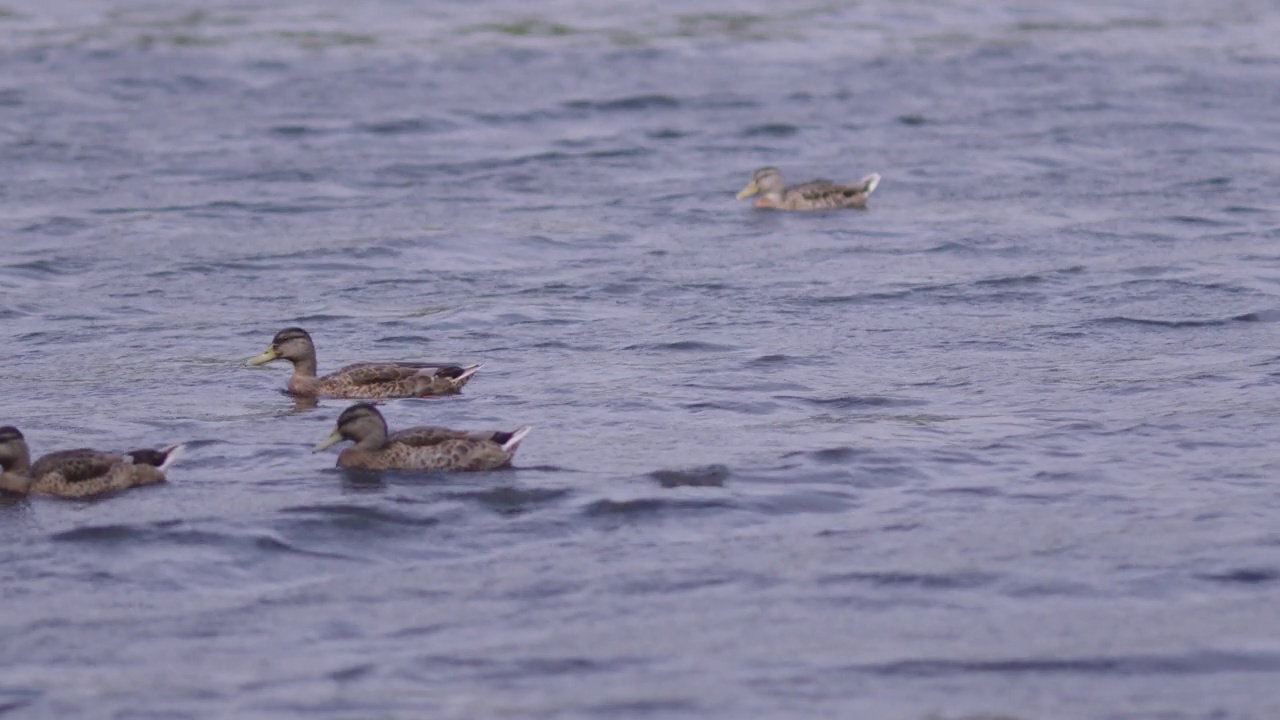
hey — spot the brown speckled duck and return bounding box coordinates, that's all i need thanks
[0,426,182,498]
[247,327,481,399]
[736,167,881,210]
[314,403,531,472]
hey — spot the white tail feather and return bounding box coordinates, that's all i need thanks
[455,363,484,382]
[860,173,881,196]
[502,426,533,453]
[158,443,186,471]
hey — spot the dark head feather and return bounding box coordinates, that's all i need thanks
[0,426,24,442]
[337,403,383,426]
[272,327,312,344]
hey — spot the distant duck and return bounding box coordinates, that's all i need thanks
[315,403,531,472]
[247,327,481,399]
[736,167,881,210]
[0,426,182,498]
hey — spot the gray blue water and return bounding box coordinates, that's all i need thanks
[3,1,1280,718]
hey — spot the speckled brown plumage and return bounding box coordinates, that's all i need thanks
[0,426,181,499]
[315,403,531,472]
[736,167,881,210]
[247,327,481,399]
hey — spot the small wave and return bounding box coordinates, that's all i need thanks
[356,117,457,135]
[564,94,680,112]
[374,335,434,344]
[50,523,163,543]
[776,394,926,409]
[222,169,319,183]
[19,216,92,235]
[586,699,699,715]
[0,259,76,277]
[649,464,729,488]
[0,688,41,716]
[819,570,996,590]
[582,497,732,517]
[291,313,353,323]
[972,273,1045,288]
[497,656,633,679]
[269,124,327,136]
[328,663,376,683]
[277,504,440,530]
[50,521,348,559]
[646,128,690,139]
[852,650,1280,677]
[1089,316,1235,329]
[94,200,346,216]
[802,290,915,305]
[445,486,571,514]
[1231,309,1280,323]
[742,122,798,137]
[1198,568,1280,585]
[1164,214,1233,227]
[622,340,740,352]
[781,446,868,464]
[745,354,808,367]
[682,400,780,415]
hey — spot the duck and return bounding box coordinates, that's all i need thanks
[736,167,881,210]
[314,402,531,472]
[246,327,482,399]
[0,426,182,498]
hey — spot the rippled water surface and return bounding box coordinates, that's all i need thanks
[3,1,1280,718]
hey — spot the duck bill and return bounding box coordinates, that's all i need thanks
[246,347,279,366]
[313,431,345,453]
[735,181,760,200]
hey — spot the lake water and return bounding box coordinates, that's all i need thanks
[2,1,1280,718]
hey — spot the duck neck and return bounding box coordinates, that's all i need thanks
[353,428,388,452]
[290,353,318,379]
[0,444,32,494]
[0,473,32,494]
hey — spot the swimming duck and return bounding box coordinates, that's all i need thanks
[314,403,531,471]
[0,426,182,498]
[247,327,481,399]
[736,167,881,210]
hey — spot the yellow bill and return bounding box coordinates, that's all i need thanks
[246,347,279,366]
[314,430,345,453]
[735,181,760,200]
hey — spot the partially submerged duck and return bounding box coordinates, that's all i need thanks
[315,403,531,472]
[736,167,881,210]
[247,327,481,399]
[0,426,182,498]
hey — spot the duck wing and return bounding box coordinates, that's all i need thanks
[388,426,468,447]
[30,449,121,483]
[331,362,465,387]
[789,179,857,198]
[388,426,527,449]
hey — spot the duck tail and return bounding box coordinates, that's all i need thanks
[501,426,533,453]
[455,363,484,383]
[859,173,881,196]
[127,444,185,470]
[157,444,185,471]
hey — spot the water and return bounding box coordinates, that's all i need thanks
[2,1,1280,717]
